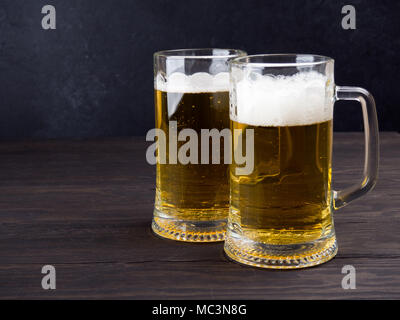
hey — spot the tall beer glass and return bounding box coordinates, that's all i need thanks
[152,49,246,242]
[225,54,379,268]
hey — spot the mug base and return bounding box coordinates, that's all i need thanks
[152,210,226,242]
[224,232,337,269]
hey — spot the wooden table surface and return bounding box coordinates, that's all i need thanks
[0,132,399,299]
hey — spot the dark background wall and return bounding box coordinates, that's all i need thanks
[0,0,398,139]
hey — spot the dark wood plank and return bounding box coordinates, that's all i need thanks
[0,133,399,299]
[1,258,400,299]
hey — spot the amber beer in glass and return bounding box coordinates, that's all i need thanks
[152,49,246,242]
[225,54,379,268]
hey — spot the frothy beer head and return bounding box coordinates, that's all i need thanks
[232,71,334,126]
[155,72,230,93]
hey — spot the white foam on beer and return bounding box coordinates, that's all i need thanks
[155,72,230,93]
[233,71,333,126]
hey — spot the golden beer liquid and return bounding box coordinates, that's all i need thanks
[153,89,230,236]
[229,119,333,245]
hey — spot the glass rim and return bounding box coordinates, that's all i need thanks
[230,54,334,67]
[154,48,247,59]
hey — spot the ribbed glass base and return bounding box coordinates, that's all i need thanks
[152,209,226,242]
[224,232,337,269]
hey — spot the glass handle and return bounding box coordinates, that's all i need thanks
[333,86,380,210]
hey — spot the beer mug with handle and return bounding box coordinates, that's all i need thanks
[152,49,246,242]
[225,54,379,268]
